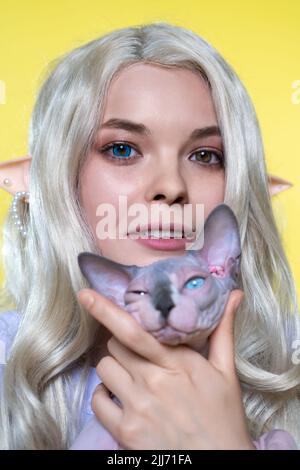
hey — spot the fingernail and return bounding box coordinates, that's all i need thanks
[78,291,94,308]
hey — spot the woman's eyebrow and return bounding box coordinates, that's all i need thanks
[99,118,221,140]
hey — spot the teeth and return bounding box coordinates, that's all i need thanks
[129,229,195,239]
[136,230,184,238]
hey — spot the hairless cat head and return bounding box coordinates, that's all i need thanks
[78,203,242,356]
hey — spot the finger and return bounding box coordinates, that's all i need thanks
[106,336,152,376]
[91,383,123,439]
[107,335,213,387]
[208,289,244,375]
[77,288,173,369]
[96,353,135,405]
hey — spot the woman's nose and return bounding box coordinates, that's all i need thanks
[145,160,188,205]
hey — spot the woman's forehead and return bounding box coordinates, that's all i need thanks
[99,64,218,138]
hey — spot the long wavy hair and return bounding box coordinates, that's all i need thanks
[0,21,299,449]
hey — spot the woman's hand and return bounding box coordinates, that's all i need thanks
[77,288,255,450]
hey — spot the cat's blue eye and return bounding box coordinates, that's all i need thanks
[184,277,205,289]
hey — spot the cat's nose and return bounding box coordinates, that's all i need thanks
[154,297,175,319]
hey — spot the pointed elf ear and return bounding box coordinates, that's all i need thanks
[267,174,293,196]
[0,155,31,200]
[0,155,293,199]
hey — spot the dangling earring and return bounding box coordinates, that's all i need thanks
[10,191,30,238]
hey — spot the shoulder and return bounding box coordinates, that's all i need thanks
[0,310,22,365]
[0,310,22,339]
[253,429,298,450]
[79,367,103,421]
[69,367,121,450]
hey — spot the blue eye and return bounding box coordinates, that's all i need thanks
[111,143,132,157]
[99,142,139,163]
[184,277,205,289]
[98,142,224,167]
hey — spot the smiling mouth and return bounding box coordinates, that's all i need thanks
[128,231,196,241]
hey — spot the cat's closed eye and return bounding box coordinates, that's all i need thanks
[128,290,148,295]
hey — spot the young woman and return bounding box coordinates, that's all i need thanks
[0,22,299,450]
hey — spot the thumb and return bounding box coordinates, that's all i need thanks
[208,289,244,375]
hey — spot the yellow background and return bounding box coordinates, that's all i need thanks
[0,1,299,298]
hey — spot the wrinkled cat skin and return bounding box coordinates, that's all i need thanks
[78,203,241,356]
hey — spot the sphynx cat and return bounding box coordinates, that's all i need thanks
[78,203,242,358]
[73,203,242,449]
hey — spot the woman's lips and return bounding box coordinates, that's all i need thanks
[133,237,187,251]
[128,233,196,251]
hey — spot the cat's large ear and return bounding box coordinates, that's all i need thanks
[78,252,139,308]
[191,204,241,280]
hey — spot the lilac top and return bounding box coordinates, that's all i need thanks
[0,310,298,450]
